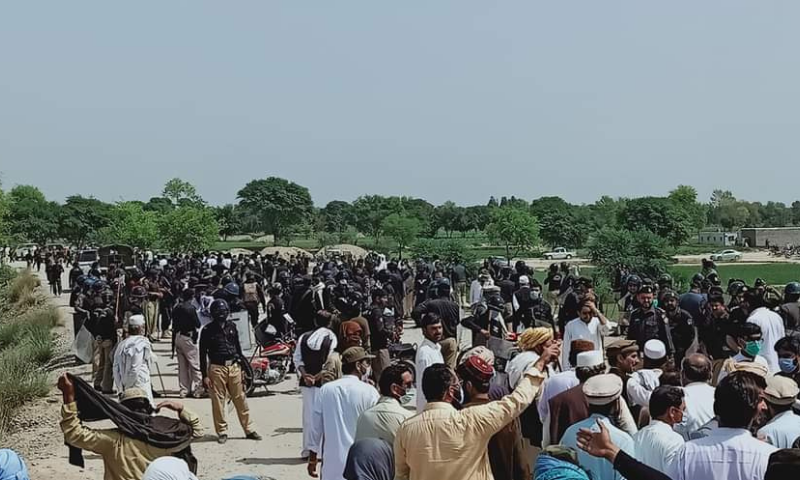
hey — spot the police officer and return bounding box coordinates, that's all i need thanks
[661,290,695,365]
[199,299,261,444]
[242,272,266,327]
[627,285,674,357]
[512,276,553,332]
[779,282,800,336]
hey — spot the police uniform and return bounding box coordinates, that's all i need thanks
[627,286,675,356]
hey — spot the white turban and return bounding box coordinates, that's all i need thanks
[142,457,197,480]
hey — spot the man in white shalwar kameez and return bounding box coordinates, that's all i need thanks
[308,347,379,480]
[113,314,156,405]
[294,313,339,458]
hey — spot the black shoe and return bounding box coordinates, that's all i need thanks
[246,431,262,441]
[218,434,228,444]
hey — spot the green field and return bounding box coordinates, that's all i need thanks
[670,263,800,287]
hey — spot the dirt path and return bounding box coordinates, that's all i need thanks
[4,265,318,480]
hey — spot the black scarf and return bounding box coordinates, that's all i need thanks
[66,373,197,473]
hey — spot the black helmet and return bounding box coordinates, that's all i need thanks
[487,294,505,312]
[707,272,721,286]
[691,273,705,286]
[754,278,767,288]
[657,274,673,286]
[223,282,240,297]
[626,275,642,287]
[727,281,745,296]
[210,299,230,322]
[785,282,800,296]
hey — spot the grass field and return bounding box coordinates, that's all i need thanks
[670,263,799,287]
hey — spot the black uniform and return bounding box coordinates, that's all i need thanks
[412,298,460,339]
[199,320,244,378]
[779,302,800,336]
[665,307,695,364]
[627,306,674,355]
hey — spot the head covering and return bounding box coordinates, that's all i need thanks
[576,350,604,368]
[571,340,595,356]
[644,340,667,360]
[518,327,553,352]
[343,438,394,480]
[0,449,29,480]
[766,449,800,480]
[341,347,375,365]
[534,454,590,480]
[456,355,494,384]
[583,374,623,405]
[605,338,638,358]
[519,275,530,286]
[731,360,769,378]
[120,387,149,403]
[460,346,495,366]
[339,321,363,350]
[142,457,198,480]
[764,375,800,406]
[128,314,145,328]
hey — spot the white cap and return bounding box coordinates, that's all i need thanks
[519,275,530,286]
[129,314,145,328]
[644,339,666,360]
[576,350,604,368]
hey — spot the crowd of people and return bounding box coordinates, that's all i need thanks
[2,247,800,480]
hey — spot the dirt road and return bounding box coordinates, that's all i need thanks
[6,265,426,480]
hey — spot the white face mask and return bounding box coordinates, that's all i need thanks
[399,387,415,406]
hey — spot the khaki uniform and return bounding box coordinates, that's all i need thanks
[93,339,115,392]
[175,333,202,396]
[208,363,254,435]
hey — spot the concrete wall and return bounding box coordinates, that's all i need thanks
[697,232,737,246]
[740,228,800,247]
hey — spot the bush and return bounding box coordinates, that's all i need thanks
[0,345,50,431]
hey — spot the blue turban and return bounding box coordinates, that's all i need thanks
[0,450,29,480]
[534,454,590,480]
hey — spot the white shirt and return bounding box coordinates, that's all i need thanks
[668,427,777,480]
[747,307,785,374]
[221,258,232,269]
[469,280,484,306]
[310,375,379,480]
[506,351,540,389]
[112,335,155,404]
[634,420,685,475]
[627,368,663,408]
[561,317,608,368]
[415,338,444,412]
[758,409,800,449]
[678,382,716,440]
[537,369,579,421]
[293,328,338,369]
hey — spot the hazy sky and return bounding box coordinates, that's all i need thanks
[2,2,799,207]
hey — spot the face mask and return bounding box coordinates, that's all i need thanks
[744,340,762,357]
[779,358,798,374]
[450,385,464,410]
[673,410,689,432]
[399,387,415,406]
[361,366,373,382]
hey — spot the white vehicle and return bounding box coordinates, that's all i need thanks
[77,249,99,273]
[710,249,742,262]
[543,247,575,260]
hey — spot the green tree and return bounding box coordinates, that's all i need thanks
[619,197,692,246]
[382,214,421,259]
[539,212,586,248]
[0,182,8,242]
[236,177,314,245]
[486,207,540,260]
[143,196,175,214]
[214,204,242,241]
[588,227,670,280]
[530,196,571,219]
[461,205,491,234]
[434,201,462,237]
[7,185,59,244]
[159,207,219,252]
[319,201,355,237]
[669,185,706,231]
[98,202,159,250]
[401,197,436,237]
[162,178,203,206]
[351,195,404,242]
[58,196,113,248]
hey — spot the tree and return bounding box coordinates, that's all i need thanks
[619,197,693,247]
[98,202,159,250]
[7,185,59,244]
[162,178,203,206]
[319,201,355,237]
[486,207,540,260]
[461,205,491,233]
[530,196,571,219]
[143,196,175,214]
[0,181,8,242]
[401,197,436,237]
[159,207,219,252]
[434,201,462,237]
[382,214,421,259]
[214,204,242,241]
[669,185,706,231]
[588,227,670,281]
[236,177,314,245]
[351,195,404,242]
[539,212,586,248]
[58,196,113,248]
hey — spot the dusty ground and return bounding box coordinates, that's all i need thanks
[3,264,425,480]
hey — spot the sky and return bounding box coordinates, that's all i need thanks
[2,2,799,207]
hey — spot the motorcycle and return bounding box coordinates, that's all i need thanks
[242,320,296,396]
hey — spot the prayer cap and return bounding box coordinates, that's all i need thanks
[576,350,604,368]
[644,340,667,360]
[583,374,623,405]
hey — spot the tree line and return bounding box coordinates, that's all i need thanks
[0,176,797,256]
